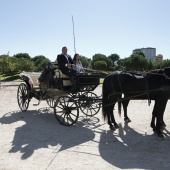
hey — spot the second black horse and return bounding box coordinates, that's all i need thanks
[102,67,170,137]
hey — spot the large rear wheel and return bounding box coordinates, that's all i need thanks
[54,96,79,126]
[17,83,30,111]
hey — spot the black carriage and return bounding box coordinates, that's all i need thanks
[17,62,101,126]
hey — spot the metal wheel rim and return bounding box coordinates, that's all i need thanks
[54,96,79,126]
[79,92,101,116]
[17,83,29,111]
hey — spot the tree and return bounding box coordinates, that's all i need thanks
[13,53,31,60]
[94,60,107,70]
[134,52,146,58]
[123,53,149,71]
[0,55,16,73]
[91,54,113,70]
[31,55,47,62]
[14,58,35,72]
[108,54,120,63]
[80,56,91,68]
[32,55,50,71]
[161,59,170,68]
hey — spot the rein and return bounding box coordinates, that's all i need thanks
[74,65,170,80]
[103,86,170,108]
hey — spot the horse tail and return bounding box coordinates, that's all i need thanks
[102,77,110,121]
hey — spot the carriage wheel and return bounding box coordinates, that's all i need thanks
[54,96,79,126]
[79,92,101,116]
[46,98,56,108]
[17,83,30,111]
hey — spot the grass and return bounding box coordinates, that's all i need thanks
[0,73,20,81]
[100,78,104,84]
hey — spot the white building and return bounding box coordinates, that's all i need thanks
[133,47,156,61]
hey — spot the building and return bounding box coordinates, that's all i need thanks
[155,54,163,62]
[133,47,156,61]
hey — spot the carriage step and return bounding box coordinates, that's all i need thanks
[33,104,39,106]
[33,100,41,106]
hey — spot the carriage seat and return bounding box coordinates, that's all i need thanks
[30,75,41,88]
[54,67,72,86]
[23,72,41,88]
[51,62,72,86]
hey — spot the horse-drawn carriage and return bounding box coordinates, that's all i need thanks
[17,62,101,126]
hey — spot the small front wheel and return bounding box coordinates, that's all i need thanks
[17,83,30,111]
[54,96,79,126]
[79,92,101,116]
[46,98,56,108]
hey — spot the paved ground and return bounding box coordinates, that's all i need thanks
[1,82,170,170]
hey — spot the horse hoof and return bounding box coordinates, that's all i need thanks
[114,124,119,129]
[124,118,131,123]
[110,126,115,130]
[150,124,155,129]
[153,129,164,138]
[157,133,165,138]
[162,122,166,127]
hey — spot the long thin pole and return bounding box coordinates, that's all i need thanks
[72,15,76,53]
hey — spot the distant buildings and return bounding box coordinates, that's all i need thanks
[133,47,157,61]
[155,54,163,62]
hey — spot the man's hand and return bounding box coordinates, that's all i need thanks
[67,63,75,68]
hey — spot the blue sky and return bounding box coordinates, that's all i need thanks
[1,0,170,61]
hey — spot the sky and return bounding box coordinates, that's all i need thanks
[1,0,170,61]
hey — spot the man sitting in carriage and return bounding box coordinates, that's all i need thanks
[56,46,77,76]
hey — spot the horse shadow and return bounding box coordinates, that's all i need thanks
[99,123,170,169]
[0,108,95,160]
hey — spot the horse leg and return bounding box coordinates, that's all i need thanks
[107,96,119,130]
[106,111,114,130]
[122,99,131,123]
[160,110,166,128]
[150,114,156,129]
[153,98,168,137]
[110,103,119,129]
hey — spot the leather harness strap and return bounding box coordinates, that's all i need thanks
[144,74,151,105]
[117,71,124,94]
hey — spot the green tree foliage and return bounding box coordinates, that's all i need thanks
[0,55,15,73]
[80,56,91,68]
[32,55,50,71]
[13,53,31,60]
[123,53,149,71]
[91,54,113,70]
[134,51,146,58]
[94,60,107,70]
[161,59,170,68]
[108,54,120,63]
[14,58,35,72]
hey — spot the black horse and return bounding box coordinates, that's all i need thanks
[102,67,170,137]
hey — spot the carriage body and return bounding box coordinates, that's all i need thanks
[17,62,101,126]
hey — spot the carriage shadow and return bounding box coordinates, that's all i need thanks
[0,108,95,160]
[99,123,170,169]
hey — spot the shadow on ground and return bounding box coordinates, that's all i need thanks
[0,108,95,160]
[99,123,170,169]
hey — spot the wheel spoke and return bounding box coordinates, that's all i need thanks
[17,83,29,111]
[69,112,77,117]
[67,114,74,122]
[54,96,79,126]
[55,111,64,114]
[56,105,63,110]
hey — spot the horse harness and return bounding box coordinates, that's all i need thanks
[117,71,151,105]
